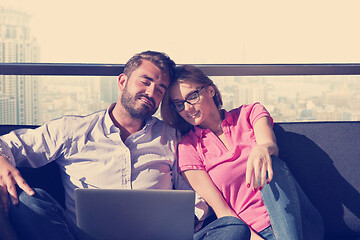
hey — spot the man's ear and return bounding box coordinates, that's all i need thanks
[118,74,127,91]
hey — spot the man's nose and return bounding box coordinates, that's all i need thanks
[145,84,156,97]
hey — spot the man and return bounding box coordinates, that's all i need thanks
[0,51,250,240]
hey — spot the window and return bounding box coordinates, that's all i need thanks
[1,1,359,124]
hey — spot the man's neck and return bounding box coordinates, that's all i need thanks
[110,103,146,141]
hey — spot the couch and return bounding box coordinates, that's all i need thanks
[0,122,359,240]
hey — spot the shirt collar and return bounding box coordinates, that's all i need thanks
[103,103,118,135]
[222,109,234,125]
[193,126,206,138]
[143,116,157,131]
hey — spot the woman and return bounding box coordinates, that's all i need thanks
[161,65,324,240]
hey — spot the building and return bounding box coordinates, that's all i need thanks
[100,76,118,104]
[0,6,39,124]
[235,82,268,106]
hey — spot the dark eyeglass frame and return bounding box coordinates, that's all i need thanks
[170,86,206,112]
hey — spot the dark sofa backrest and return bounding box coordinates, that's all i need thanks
[1,122,359,239]
[274,122,360,239]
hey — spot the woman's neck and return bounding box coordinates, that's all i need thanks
[199,109,224,135]
[201,109,230,150]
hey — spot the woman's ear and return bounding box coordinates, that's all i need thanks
[118,74,127,91]
[208,86,216,97]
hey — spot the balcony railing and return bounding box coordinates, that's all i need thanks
[1,63,360,125]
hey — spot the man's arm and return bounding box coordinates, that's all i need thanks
[0,117,72,212]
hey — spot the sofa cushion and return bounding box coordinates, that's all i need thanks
[274,122,360,239]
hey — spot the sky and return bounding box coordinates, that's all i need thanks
[1,0,360,64]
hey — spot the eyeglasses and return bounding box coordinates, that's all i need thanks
[170,86,206,112]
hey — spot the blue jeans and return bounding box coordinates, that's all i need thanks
[258,225,276,240]
[261,156,324,240]
[9,188,77,240]
[194,216,250,240]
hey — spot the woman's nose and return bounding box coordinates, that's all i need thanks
[183,101,194,111]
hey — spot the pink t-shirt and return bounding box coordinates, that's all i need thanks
[178,103,273,232]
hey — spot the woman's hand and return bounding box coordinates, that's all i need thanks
[246,117,279,190]
[246,144,274,190]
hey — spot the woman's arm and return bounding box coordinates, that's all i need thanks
[246,117,279,190]
[253,117,278,156]
[182,169,264,239]
[181,169,237,218]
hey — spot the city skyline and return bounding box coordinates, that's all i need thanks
[35,74,360,125]
[0,3,359,125]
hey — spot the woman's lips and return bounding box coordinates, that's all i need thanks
[188,110,200,118]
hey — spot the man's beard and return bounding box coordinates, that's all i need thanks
[121,88,156,120]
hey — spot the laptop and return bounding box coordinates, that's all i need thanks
[74,188,195,240]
